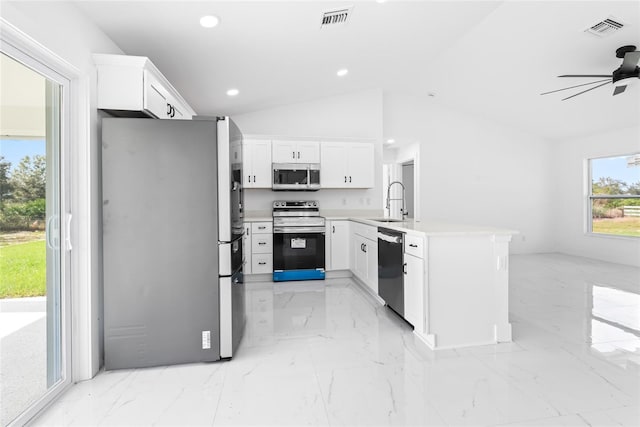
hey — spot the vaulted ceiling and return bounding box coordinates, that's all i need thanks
[74,1,640,141]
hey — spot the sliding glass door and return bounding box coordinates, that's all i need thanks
[0,48,70,426]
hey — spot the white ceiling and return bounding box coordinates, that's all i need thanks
[73,0,640,141]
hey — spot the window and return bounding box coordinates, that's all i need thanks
[588,153,640,238]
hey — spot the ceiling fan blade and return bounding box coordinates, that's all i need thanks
[613,85,627,96]
[540,79,610,96]
[561,81,611,101]
[620,51,640,73]
[558,74,611,78]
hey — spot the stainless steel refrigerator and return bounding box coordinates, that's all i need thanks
[102,117,245,370]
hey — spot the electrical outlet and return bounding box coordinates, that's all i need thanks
[202,331,211,349]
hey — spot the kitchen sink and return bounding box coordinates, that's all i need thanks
[366,218,405,223]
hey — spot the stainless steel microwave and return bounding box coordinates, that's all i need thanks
[272,163,320,191]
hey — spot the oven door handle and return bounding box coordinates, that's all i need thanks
[273,226,325,234]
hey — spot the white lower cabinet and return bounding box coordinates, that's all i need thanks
[351,224,378,294]
[245,221,273,275]
[243,224,252,274]
[326,220,350,271]
[403,252,424,330]
[402,232,426,332]
[252,234,272,254]
[366,239,378,293]
[252,254,273,274]
[353,234,368,281]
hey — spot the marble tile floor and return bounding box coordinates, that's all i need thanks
[32,253,640,426]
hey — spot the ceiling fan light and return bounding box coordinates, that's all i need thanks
[614,76,637,87]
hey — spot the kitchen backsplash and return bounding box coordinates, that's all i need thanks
[244,188,383,212]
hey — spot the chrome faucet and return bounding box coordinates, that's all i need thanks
[386,181,408,220]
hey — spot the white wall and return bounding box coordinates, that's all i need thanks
[552,125,640,267]
[233,89,384,214]
[384,93,555,254]
[1,2,123,378]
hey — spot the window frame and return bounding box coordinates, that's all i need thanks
[586,152,640,239]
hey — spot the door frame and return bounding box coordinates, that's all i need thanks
[1,17,95,424]
[383,144,421,221]
[393,144,421,221]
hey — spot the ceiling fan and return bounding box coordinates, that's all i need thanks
[541,45,640,101]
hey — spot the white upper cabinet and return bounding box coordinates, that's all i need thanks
[243,139,272,188]
[320,142,374,188]
[272,140,320,164]
[94,54,196,120]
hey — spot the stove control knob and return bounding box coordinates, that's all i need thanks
[313,201,317,206]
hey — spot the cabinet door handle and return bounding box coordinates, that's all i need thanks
[248,175,252,183]
[170,106,175,118]
[349,176,352,183]
[167,103,172,116]
[332,225,335,233]
[344,176,347,183]
[292,151,296,159]
[409,244,418,248]
[297,151,300,159]
[363,244,367,253]
[258,261,266,265]
[403,263,407,274]
[254,175,256,182]
[258,226,266,230]
[258,241,266,245]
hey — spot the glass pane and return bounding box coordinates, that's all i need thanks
[591,154,640,196]
[591,198,640,237]
[0,53,62,425]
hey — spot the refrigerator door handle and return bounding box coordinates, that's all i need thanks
[218,232,245,245]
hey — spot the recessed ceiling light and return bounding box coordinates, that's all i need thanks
[336,68,349,77]
[386,139,395,144]
[200,15,219,28]
[226,88,239,97]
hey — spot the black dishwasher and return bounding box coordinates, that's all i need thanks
[377,228,404,317]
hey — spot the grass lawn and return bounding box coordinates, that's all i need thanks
[592,217,640,237]
[0,239,46,298]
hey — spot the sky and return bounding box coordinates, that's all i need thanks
[591,154,640,185]
[0,138,46,173]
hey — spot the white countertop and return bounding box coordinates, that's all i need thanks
[243,216,272,222]
[349,218,519,237]
[244,214,518,237]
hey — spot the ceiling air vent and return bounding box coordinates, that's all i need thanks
[321,7,353,28]
[584,16,624,37]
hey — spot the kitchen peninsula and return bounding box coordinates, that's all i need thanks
[334,218,517,350]
[243,210,517,350]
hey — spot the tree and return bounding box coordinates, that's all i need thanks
[0,156,11,205]
[592,176,626,195]
[628,181,640,196]
[9,155,46,202]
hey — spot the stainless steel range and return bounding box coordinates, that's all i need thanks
[272,200,326,281]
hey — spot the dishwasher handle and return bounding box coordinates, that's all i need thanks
[377,231,403,244]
